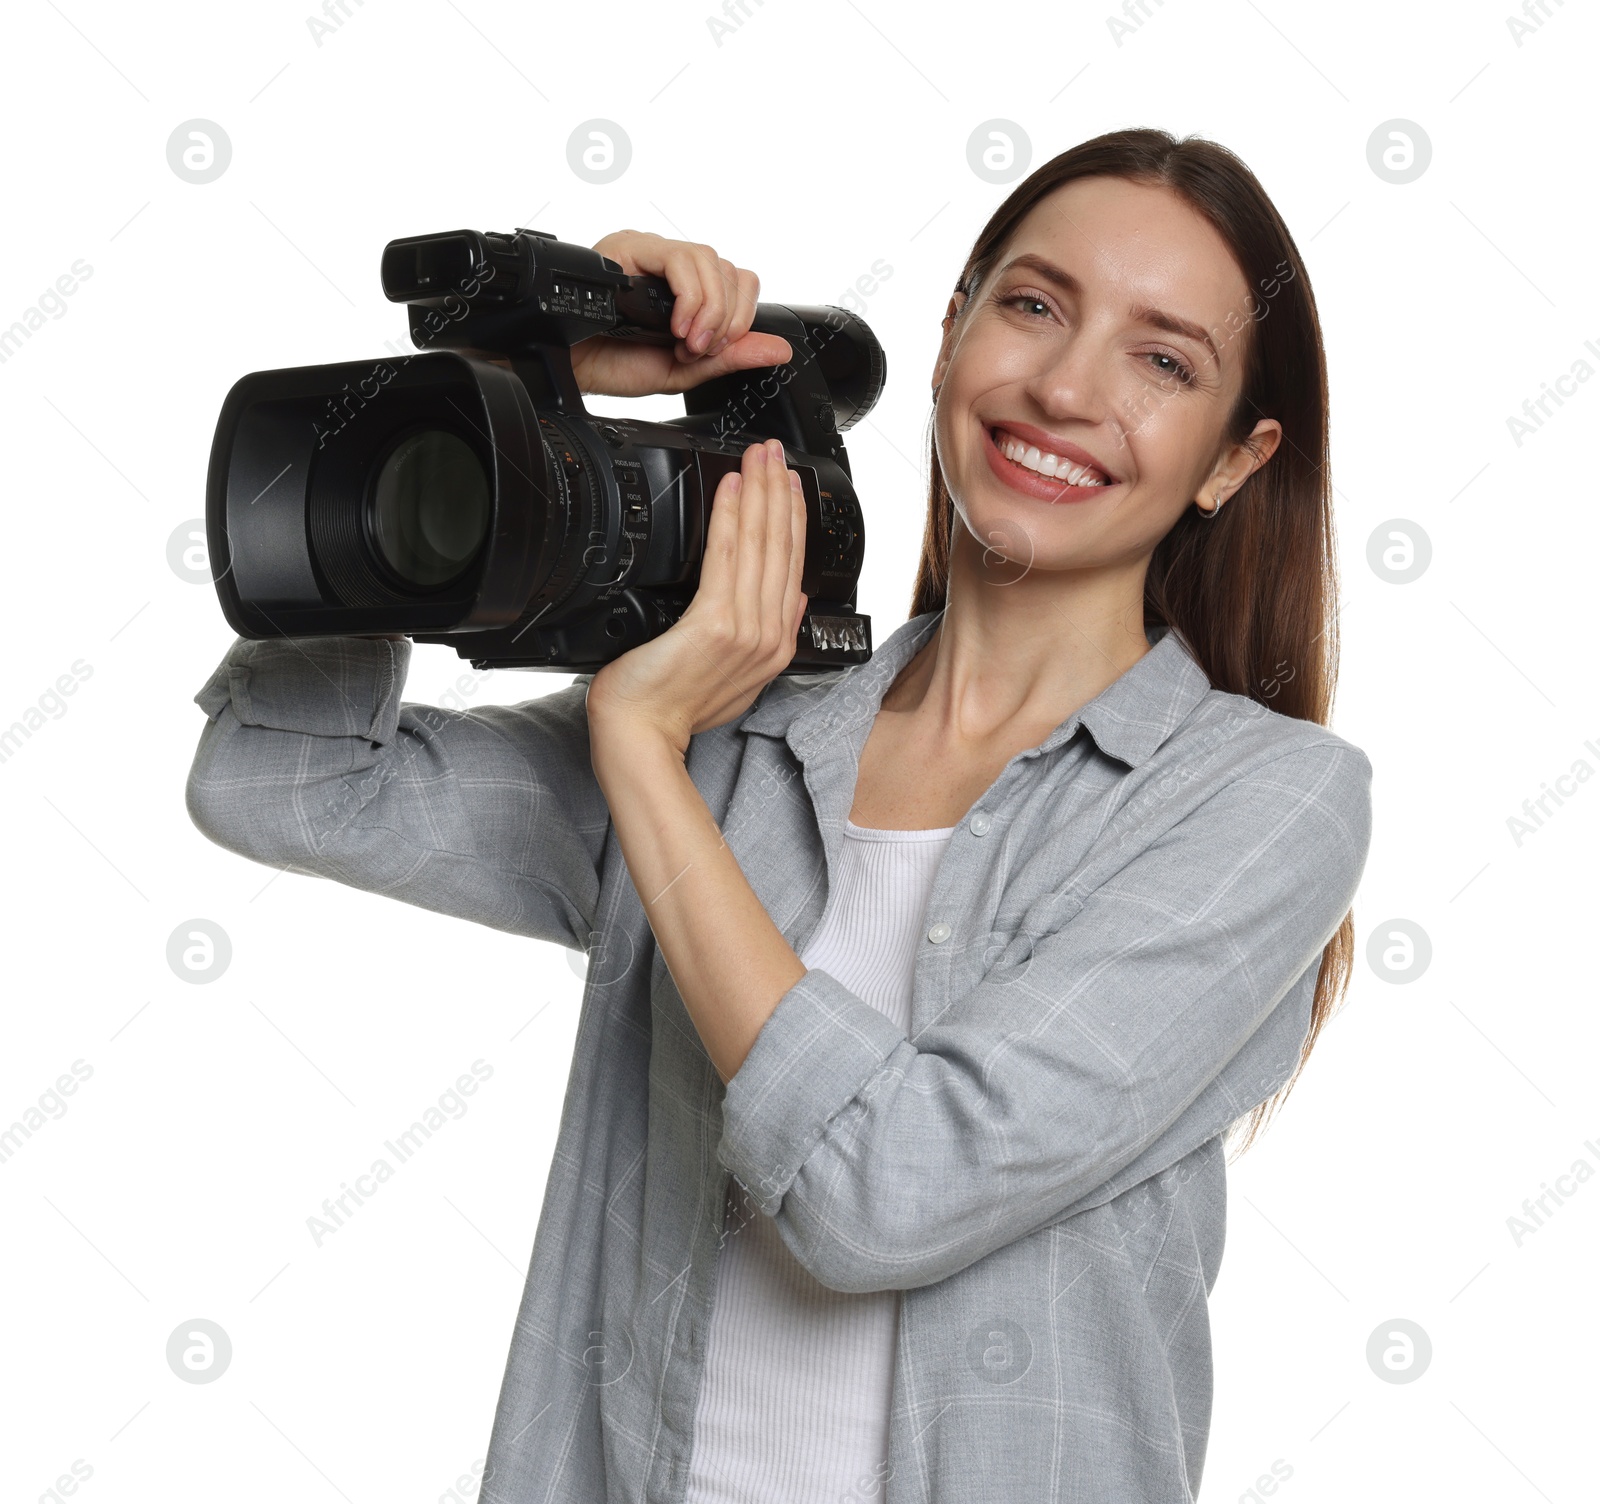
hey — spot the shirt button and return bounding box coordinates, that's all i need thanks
[927,921,952,944]
[968,811,992,836]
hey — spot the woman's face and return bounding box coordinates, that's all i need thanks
[932,174,1280,579]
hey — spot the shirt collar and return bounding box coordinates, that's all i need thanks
[737,608,1213,771]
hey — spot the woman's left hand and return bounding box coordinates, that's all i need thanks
[585,437,808,760]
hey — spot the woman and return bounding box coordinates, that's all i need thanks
[188,127,1372,1503]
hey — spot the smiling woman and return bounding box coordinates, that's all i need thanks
[904,142,1348,1158]
[186,126,1370,1504]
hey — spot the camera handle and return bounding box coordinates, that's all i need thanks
[386,229,854,469]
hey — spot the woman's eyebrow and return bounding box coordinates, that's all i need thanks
[1000,252,1220,366]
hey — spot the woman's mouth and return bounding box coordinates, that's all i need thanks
[981,425,1119,503]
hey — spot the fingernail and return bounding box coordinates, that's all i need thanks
[789,470,801,491]
[711,335,729,355]
[691,326,711,352]
[726,472,741,494]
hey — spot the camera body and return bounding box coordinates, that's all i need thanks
[205,228,884,671]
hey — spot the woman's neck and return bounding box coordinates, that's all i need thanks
[891,532,1153,743]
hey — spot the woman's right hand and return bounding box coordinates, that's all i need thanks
[570,230,793,398]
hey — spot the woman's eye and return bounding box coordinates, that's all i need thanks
[1147,352,1196,385]
[999,292,1196,386]
[1005,293,1053,319]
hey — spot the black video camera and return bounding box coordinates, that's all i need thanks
[204,228,886,671]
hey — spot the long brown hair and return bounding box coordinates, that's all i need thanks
[910,127,1351,1156]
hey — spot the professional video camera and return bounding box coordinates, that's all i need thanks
[204,228,885,670]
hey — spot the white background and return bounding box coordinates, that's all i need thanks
[2,1,1596,1501]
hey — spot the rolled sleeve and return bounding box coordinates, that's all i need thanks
[717,739,1373,1295]
[718,968,909,1217]
[193,634,408,743]
[185,633,611,949]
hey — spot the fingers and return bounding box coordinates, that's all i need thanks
[781,469,807,644]
[700,440,806,673]
[591,229,775,376]
[659,240,712,350]
[759,444,796,650]
[710,266,760,358]
[687,252,734,354]
[642,236,757,357]
[732,442,773,645]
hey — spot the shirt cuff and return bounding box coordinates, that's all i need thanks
[717,966,909,1217]
[193,635,411,745]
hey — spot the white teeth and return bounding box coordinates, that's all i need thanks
[994,429,1108,487]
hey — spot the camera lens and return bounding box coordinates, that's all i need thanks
[368,429,490,588]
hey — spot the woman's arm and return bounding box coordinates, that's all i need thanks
[586,437,811,1082]
[717,737,1374,1295]
[186,633,611,948]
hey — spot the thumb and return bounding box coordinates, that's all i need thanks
[717,331,794,371]
[664,331,795,394]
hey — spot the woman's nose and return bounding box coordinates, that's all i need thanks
[1024,334,1107,420]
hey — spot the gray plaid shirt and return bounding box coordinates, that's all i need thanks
[188,608,1373,1503]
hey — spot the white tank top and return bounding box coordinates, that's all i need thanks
[684,816,957,1504]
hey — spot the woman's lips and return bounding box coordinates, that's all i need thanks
[980,424,1120,504]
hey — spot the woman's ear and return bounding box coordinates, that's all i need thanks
[932,289,969,395]
[1197,419,1284,510]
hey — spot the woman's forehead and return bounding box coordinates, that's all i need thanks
[995,178,1250,321]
